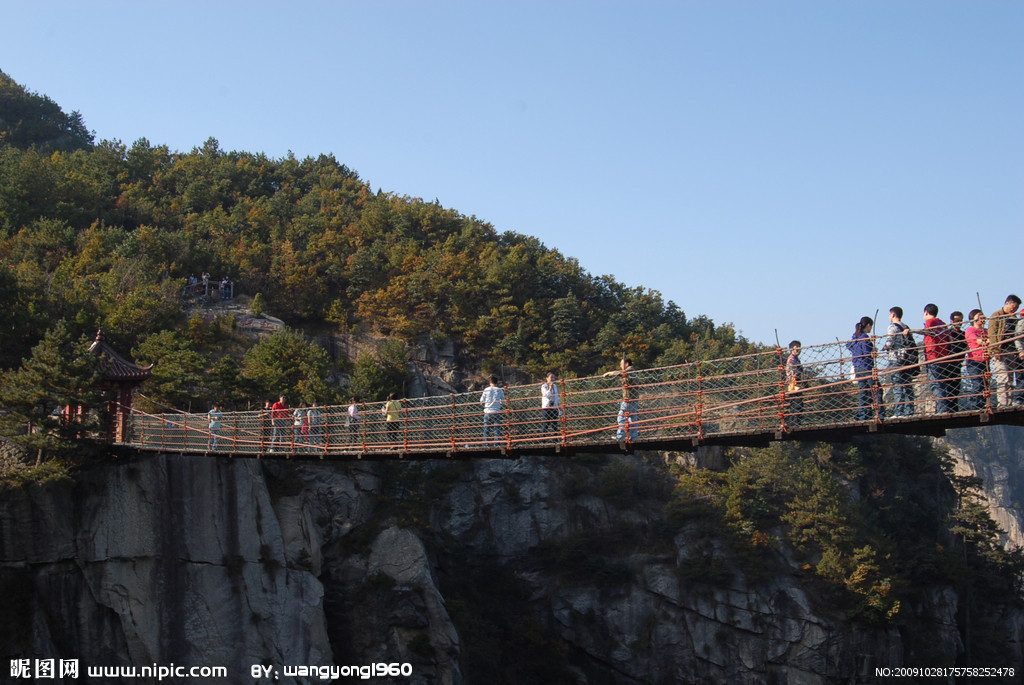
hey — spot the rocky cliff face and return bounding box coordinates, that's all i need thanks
[1,448,1020,684]
[0,455,330,679]
[944,425,1024,550]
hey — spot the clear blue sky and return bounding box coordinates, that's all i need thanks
[3,1,1022,348]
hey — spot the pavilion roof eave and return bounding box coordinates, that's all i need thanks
[88,330,153,383]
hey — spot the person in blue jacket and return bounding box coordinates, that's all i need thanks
[848,316,884,421]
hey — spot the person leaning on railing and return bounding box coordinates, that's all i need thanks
[603,357,640,441]
[848,316,884,422]
[988,294,1022,408]
[963,309,989,410]
[1015,307,1024,407]
[785,341,805,426]
[948,311,968,412]
[921,304,955,415]
[883,306,916,417]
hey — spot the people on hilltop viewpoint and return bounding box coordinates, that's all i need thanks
[848,317,884,422]
[603,357,640,442]
[480,376,506,446]
[987,294,1021,408]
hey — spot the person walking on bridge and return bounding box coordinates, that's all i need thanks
[207,404,222,451]
[382,393,402,446]
[604,357,640,442]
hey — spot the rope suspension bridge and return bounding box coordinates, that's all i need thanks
[119,331,1024,460]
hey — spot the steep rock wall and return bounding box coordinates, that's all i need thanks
[0,454,330,682]
[1,448,1021,684]
[943,426,1024,549]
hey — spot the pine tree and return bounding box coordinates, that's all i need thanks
[0,321,104,458]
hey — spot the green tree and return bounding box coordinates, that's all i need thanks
[347,339,410,402]
[0,261,42,369]
[0,70,93,152]
[551,293,586,350]
[250,292,266,318]
[132,330,209,410]
[0,321,104,458]
[241,328,335,403]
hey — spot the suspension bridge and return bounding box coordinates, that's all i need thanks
[118,332,1024,460]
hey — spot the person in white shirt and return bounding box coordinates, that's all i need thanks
[540,372,560,435]
[480,375,506,446]
[346,398,360,441]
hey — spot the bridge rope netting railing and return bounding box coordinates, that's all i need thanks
[122,329,1024,457]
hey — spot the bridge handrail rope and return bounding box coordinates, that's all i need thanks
[120,328,1024,457]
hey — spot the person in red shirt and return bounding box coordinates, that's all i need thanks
[270,395,289,452]
[922,304,954,414]
[963,309,989,410]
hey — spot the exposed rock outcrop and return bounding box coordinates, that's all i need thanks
[1,447,1021,683]
[943,426,1024,549]
[0,455,330,683]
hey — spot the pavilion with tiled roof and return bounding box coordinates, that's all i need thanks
[88,330,153,441]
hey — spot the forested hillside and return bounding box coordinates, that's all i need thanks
[0,70,754,409]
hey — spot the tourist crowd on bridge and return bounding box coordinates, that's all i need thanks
[194,293,1024,452]
[786,294,1024,425]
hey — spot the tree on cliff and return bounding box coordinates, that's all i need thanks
[241,328,336,404]
[0,321,104,460]
[347,339,411,402]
